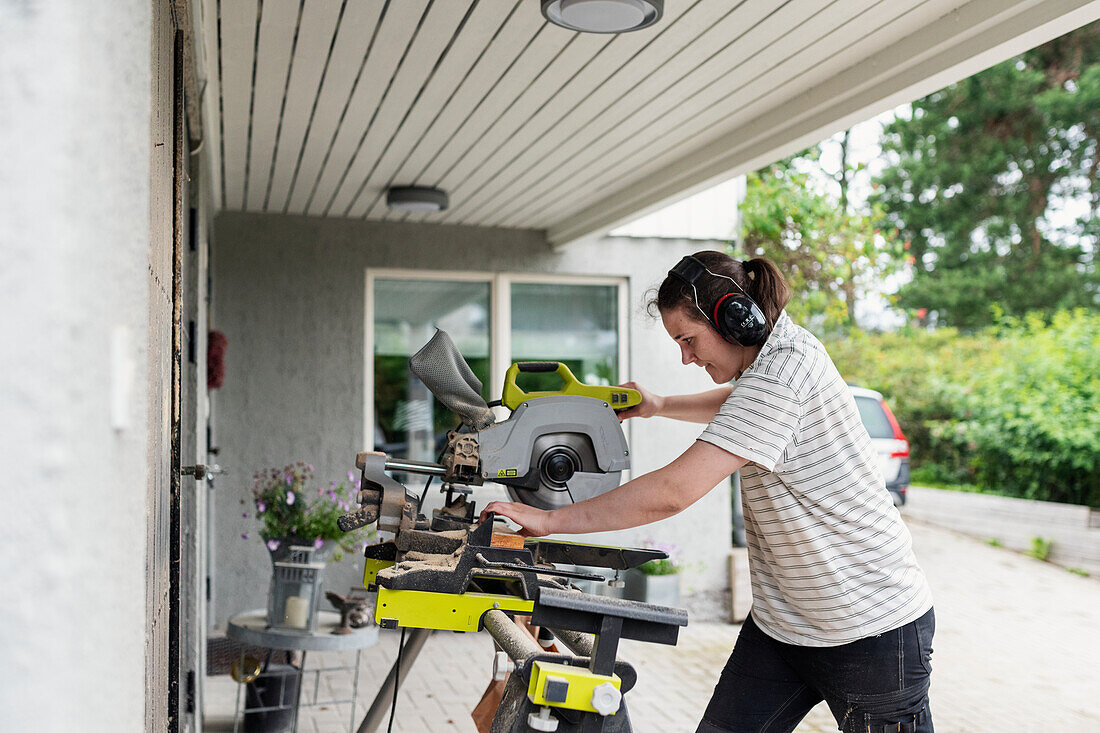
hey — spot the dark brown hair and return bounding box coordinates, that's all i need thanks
[648,251,791,337]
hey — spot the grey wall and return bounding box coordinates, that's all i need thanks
[0,0,171,730]
[211,212,733,625]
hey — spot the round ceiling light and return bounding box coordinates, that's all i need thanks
[541,0,663,34]
[386,186,449,213]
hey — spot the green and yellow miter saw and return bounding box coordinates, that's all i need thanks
[338,330,688,733]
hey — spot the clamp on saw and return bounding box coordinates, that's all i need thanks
[338,330,688,733]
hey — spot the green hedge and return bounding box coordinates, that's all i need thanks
[826,309,1100,507]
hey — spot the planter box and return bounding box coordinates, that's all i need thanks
[903,486,1100,575]
[623,569,681,608]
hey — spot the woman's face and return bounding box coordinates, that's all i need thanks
[661,306,745,384]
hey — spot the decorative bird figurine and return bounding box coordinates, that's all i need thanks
[325,589,373,634]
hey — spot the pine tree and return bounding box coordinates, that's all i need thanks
[873,22,1100,329]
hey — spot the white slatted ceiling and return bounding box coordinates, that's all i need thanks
[244,0,299,212]
[522,0,992,231]
[214,0,1098,241]
[264,0,343,212]
[304,0,431,216]
[200,0,223,209]
[435,0,740,225]
[450,0,802,227]
[362,1,542,221]
[324,1,474,216]
[219,0,258,211]
[282,0,384,214]
[350,0,525,220]
[521,0,955,230]
[492,0,905,229]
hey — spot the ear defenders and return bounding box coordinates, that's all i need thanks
[668,255,768,346]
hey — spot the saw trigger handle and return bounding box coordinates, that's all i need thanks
[502,362,642,412]
[516,361,559,373]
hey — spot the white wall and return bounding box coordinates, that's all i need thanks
[211,213,733,624]
[0,0,161,729]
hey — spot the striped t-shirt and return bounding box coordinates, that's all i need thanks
[698,311,933,646]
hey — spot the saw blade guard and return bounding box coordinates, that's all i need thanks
[476,395,630,510]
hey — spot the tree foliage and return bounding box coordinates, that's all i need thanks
[828,309,1100,507]
[741,141,902,334]
[873,22,1100,329]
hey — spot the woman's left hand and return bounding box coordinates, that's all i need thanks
[479,501,554,537]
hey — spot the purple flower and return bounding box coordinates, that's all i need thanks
[257,501,266,514]
[241,533,249,540]
[242,512,248,518]
[308,464,314,471]
[286,491,296,505]
[267,539,280,551]
[313,538,324,549]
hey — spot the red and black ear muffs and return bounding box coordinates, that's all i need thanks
[668,256,768,347]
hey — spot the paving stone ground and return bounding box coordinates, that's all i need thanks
[206,519,1100,732]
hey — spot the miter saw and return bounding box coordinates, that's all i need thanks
[338,330,689,733]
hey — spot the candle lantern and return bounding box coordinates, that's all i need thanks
[267,544,328,633]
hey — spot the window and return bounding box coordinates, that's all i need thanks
[370,277,490,462]
[854,396,894,439]
[366,271,627,465]
[510,281,620,391]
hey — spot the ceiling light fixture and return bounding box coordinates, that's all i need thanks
[386,186,449,213]
[541,0,663,34]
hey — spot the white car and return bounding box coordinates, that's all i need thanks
[850,386,911,506]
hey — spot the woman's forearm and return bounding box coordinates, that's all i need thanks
[549,467,685,534]
[657,386,732,423]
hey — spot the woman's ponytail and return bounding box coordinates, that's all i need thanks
[743,257,790,331]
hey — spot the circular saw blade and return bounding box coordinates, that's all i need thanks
[505,433,622,511]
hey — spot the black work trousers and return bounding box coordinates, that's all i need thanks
[696,608,935,733]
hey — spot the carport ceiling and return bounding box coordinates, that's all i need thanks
[202,0,1100,246]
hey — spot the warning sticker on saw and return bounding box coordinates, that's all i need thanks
[497,468,518,477]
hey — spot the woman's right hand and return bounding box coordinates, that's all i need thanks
[616,381,664,421]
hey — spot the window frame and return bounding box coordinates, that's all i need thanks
[364,268,629,451]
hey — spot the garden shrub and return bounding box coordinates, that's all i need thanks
[826,309,1100,506]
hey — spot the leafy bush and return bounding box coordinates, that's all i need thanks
[827,309,1100,506]
[955,311,1100,507]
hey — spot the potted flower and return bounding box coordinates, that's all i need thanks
[245,463,372,631]
[624,541,682,608]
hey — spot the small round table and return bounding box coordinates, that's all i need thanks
[227,609,379,732]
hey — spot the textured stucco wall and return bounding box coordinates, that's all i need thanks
[211,212,733,625]
[0,1,159,730]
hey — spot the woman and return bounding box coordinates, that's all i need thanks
[481,251,935,733]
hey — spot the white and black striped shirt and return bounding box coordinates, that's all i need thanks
[699,311,933,646]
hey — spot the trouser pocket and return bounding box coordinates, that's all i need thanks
[841,689,931,733]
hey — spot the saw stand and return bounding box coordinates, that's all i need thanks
[357,584,685,733]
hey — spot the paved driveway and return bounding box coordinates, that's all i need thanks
[206,519,1100,732]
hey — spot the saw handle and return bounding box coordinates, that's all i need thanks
[515,361,560,373]
[502,361,642,412]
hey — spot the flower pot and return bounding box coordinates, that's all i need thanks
[623,569,681,608]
